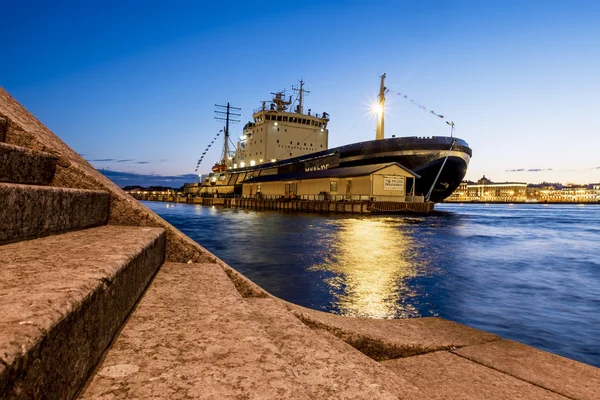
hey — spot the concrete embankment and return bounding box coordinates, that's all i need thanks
[1,87,599,399]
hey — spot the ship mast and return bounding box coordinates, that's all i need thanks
[376,73,386,140]
[293,80,310,114]
[214,102,241,164]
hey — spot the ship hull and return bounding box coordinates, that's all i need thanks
[205,136,471,203]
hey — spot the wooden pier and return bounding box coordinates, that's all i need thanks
[135,194,434,214]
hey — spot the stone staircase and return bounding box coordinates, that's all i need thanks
[0,135,166,398]
[2,91,599,400]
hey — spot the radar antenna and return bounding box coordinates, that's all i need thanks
[269,91,292,112]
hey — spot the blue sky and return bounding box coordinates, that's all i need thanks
[2,0,599,186]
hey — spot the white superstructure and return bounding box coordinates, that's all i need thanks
[227,81,330,169]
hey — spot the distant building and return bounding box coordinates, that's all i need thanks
[537,185,600,203]
[447,177,600,203]
[447,175,528,202]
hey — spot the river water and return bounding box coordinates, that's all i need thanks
[143,201,600,368]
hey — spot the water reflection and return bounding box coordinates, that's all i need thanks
[309,218,422,319]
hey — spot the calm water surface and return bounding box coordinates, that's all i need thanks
[144,201,600,367]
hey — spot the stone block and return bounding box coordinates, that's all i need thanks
[0,183,110,244]
[80,263,312,399]
[0,226,165,399]
[245,298,421,399]
[0,142,57,185]
[383,351,568,399]
[288,303,500,360]
[0,117,6,142]
[454,339,600,400]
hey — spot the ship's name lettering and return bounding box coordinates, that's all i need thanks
[305,164,329,171]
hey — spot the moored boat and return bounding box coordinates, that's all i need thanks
[194,76,471,202]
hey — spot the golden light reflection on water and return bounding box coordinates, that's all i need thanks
[309,218,424,319]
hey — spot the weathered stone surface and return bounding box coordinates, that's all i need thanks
[246,298,422,399]
[0,226,165,400]
[0,116,7,142]
[0,142,57,184]
[287,303,500,360]
[0,183,110,244]
[218,259,270,298]
[454,339,600,400]
[80,263,312,399]
[383,351,569,399]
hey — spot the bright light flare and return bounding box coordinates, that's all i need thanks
[370,102,384,116]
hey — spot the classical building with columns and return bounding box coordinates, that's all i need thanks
[446,176,528,202]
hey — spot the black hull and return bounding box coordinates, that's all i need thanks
[221,136,472,203]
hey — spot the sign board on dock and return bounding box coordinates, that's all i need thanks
[384,176,404,191]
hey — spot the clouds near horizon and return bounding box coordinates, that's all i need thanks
[101,170,198,188]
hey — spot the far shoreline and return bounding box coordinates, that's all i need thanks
[442,201,600,205]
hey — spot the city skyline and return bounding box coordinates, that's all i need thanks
[2,0,599,185]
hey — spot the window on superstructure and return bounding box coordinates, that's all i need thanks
[277,116,282,121]
[277,140,279,143]
[290,153,292,156]
[283,116,288,122]
[297,142,299,145]
[304,143,306,146]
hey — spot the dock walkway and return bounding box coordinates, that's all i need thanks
[136,195,436,214]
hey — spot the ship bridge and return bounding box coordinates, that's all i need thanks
[232,81,330,169]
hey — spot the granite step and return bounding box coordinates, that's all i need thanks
[0,142,58,185]
[452,339,600,400]
[381,351,569,399]
[0,117,7,142]
[287,303,500,360]
[244,298,422,399]
[0,225,165,400]
[79,263,313,400]
[0,183,110,244]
